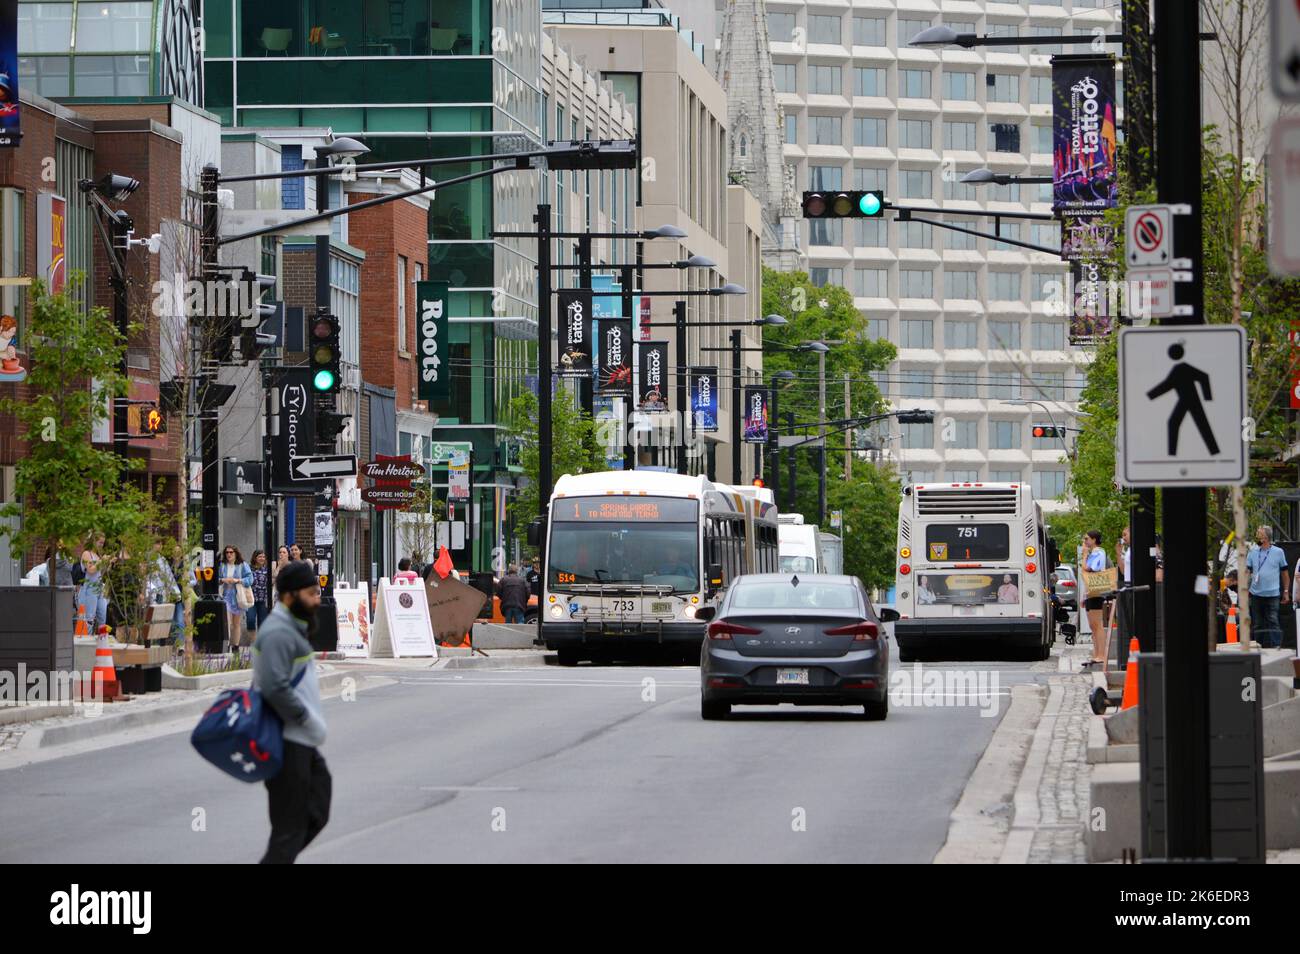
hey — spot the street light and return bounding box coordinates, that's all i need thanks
[959,168,1054,187]
[318,137,370,161]
[910,25,1122,48]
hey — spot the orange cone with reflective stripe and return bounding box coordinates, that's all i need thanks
[74,603,89,637]
[1120,638,1140,710]
[89,624,120,701]
[1226,606,1238,644]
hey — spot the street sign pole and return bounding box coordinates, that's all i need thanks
[1154,0,1211,860]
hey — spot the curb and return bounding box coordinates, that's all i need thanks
[435,652,554,670]
[999,680,1065,863]
[0,704,77,727]
[933,682,1048,864]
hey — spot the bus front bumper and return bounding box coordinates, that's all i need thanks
[895,617,1044,646]
[541,620,705,650]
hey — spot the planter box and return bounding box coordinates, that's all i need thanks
[0,585,75,676]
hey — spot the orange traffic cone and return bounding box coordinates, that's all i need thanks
[74,603,89,637]
[1226,606,1238,644]
[87,624,120,701]
[1120,638,1140,710]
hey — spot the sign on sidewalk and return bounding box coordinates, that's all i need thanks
[1118,326,1248,487]
[369,578,437,659]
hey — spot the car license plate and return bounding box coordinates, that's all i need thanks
[777,668,809,686]
[650,601,672,615]
[954,605,981,616]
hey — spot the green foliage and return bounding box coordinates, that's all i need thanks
[827,463,902,591]
[507,387,607,542]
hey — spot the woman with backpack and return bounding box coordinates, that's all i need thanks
[220,545,255,651]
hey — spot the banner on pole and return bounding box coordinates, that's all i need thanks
[598,318,632,392]
[558,289,592,378]
[743,386,770,444]
[637,341,668,411]
[0,0,22,148]
[1052,55,1118,216]
[690,366,718,432]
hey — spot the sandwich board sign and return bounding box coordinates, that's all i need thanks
[369,577,436,658]
[333,583,371,658]
[1117,325,1248,487]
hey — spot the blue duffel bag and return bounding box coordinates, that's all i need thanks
[191,668,305,783]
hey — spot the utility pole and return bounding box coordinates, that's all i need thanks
[844,372,851,480]
[675,299,688,475]
[620,262,636,472]
[731,329,742,485]
[199,165,221,600]
[536,203,554,517]
[313,153,336,608]
[786,411,796,512]
[817,348,826,524]
[1153,0,1211,860]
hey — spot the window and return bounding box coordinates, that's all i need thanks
[990,470,1022,482]
[945,121,977,150]
[988,373,1022,401]
[810,165,842,190]
[990,122,1021,153]
[809,218,842,246]
[990,420,1022,449]
[949,419,979,449]
[865,317,890,340]
[945,320,978,349]
[17,2,73,52]
[945,371,978,399]
[1030,372,1067,401]
[1031,222,1060,249]
[1030,75,1052,104]
[330,256,361,368]
[989,319,1022,349]
[901,169,931,199]
[773,62,797,92]
[810,65,842,95]
[989,273,1022,302]
[900,69,931,99]
[856,218,887,247]
[899,221,933,249]
[900,119,933,149]
[948,470,980,483]
[943,70,976,101]
[988,181,1021,203]
[854,67,886,97]
[990,223,1022,251]
[900,269,934,298]
[397,256,408,354]
[855,167,887,191]
[1032,320,1066,351]
[900,319,934,349]
[73,55,150,96]
[73,2,153,52]
[902,422,935,449]
[854,117,886,147]
[944,177,978,201]
[986,22,1019,52]
[810,267,843,288]
[809,14,842,45]
[945,270,978,300]
[1034,124,1053,154]
[900,369,935,398]
[768,11,796,41]
[946,20,977,35]
[1032,470,1067,500]
[785,113,798,143]
[905,470,937,484]
[854,16,886,46]
[898,18,933,45]
[856,267,888,297]
[946,228,977,250]
[810,115,842,145]
[988,73,1020,103]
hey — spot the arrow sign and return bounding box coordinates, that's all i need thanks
[290,455,357,481]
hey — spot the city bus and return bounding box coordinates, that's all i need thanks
[539,471,779,664]
[893,482,1054,661]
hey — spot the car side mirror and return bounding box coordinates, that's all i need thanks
[694,605,716,622]
[526,517,546,548]
[877,607,900,623]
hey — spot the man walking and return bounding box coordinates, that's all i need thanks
[253,561,331,863]
[1245,526,1290,649]
[497,564,530,624]
[525,557,541,598]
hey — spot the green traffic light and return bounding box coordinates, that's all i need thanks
[859,193,882,216]
[313,369,337,391]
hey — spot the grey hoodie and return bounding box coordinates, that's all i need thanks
[252,603,326,747]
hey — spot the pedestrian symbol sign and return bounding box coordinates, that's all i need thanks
[1118,326,1248,487]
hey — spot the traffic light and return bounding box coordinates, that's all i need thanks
[1032,424,1066,439]
[316,409,349,447]
[125,401,166,436]
[802,190,885,219]
[234,271,277,364]
[309,311,341,393]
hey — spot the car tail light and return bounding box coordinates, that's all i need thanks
[1060,580,1075,588]
[707,620,762,640]
[824,621,880,641]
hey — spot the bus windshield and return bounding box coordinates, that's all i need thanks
[548,497,700,593]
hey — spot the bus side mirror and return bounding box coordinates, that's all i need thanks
[707,563,724,594]
[695,606,716,622]
[526,517,546,548]
[877,607,900,623]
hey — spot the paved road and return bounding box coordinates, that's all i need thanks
[0,658,1052,863]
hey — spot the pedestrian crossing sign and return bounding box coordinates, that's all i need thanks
[1117,325,1248,487]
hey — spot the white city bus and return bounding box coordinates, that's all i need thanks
[893,482,1053,661]
[540,471,779,663]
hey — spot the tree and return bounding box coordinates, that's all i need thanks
[827,462,902,591]
[0,279,163,587]
[398,481,446,567]
[507,386,607,543]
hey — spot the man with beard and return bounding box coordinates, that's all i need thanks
[252,560,330,863]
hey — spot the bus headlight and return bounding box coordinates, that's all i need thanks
[682,604,697,619]
[549,605,563,619]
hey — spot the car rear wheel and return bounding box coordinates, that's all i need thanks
[861,698,888,721]
[701,698,731,720]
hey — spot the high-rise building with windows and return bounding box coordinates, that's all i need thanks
[723,0,1118,508]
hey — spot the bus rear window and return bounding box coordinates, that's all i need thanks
[923,524,1010,561]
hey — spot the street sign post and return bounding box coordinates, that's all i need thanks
[1118,325,1248,486]
[1125,204,1173,266]
[1269,117,1300,276]
[290,454,358,481]
[1272,0,1300,102]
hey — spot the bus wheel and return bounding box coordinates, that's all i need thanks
[556,648,581,666]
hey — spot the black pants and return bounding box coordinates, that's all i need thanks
[260,741,331,864]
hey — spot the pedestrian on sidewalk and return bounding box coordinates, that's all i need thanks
[253,560,330,864]
[525,557,541,597]
[1082,530,1109,670]
[498,564,529,624]
[219,545,253,651]
[246,550,271,635]
[393,558,420,582]
[1245,526,1290,649]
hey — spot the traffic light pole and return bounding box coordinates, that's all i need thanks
[731,329,742,485]
[313,157,336,606]
[199,166,222,600]
[675,300,688,476]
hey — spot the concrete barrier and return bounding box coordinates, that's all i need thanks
[471,622,538,650]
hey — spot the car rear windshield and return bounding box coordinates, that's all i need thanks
[730,582,859,611]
